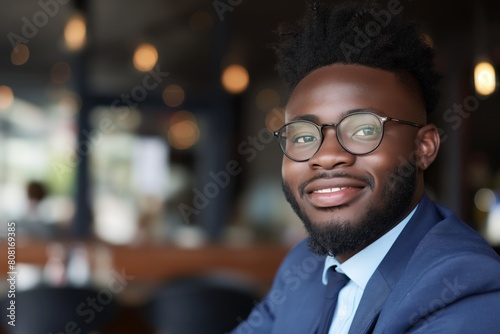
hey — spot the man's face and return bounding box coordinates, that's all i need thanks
[281,64,428,260]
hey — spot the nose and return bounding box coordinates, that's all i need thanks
[307,127,356,169]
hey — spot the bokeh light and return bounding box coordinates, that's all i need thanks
[133,43,158,72]
[221,64,249,94]
[474,188,496,212]
[474,61,496,96]
[11,44,30,65]
[64,14,86,51]
[167,110,200,150]
[0,86,14,110]
[163,85,185,107]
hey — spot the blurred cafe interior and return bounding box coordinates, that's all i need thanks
[0,0,499,332]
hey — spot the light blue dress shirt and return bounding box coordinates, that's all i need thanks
[322,205,418,334]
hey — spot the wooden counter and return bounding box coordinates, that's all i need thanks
[0,239,289,286]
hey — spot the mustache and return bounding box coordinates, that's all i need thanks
[297,172,375,197]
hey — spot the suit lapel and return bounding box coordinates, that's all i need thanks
[347,270,391,334]
[348,195,441,334]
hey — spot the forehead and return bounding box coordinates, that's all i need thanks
[285,64,425,123]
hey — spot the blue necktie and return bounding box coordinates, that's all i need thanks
[317,266,350,334]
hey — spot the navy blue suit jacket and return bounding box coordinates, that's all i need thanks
[231,196,500,333]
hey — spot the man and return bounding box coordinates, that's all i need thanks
[231,1,500,333]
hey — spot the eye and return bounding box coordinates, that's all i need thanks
[282,122,320,147]
[292,134,318,144]
[352,125,380,138]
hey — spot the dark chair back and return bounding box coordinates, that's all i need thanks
[143,275,259,334]
[1,285,118,334]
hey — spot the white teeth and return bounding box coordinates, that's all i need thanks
[314,187,346,193]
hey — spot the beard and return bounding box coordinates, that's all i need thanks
[282,162,417,257]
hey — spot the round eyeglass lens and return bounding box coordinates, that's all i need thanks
[279,121,321,161]
[338,113,383,154]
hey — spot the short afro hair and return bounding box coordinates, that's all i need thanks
[274,0,442,113]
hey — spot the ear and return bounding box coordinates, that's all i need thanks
[415,123,440,170]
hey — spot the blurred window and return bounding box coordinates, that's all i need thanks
[0,97,76,238]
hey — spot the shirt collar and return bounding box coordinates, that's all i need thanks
[322,204,418,289]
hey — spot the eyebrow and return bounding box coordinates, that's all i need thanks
[289,108,374,123]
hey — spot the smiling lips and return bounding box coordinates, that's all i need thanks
[304,180,367,208]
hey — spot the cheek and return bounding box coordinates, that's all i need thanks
[365,139,418,185]
[282,159,304,188]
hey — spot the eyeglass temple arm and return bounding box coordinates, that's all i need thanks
[387,118,423,128]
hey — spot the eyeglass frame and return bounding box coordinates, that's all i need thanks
[273,111,424,162]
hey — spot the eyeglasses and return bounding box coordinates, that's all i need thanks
[273,111,423,162]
